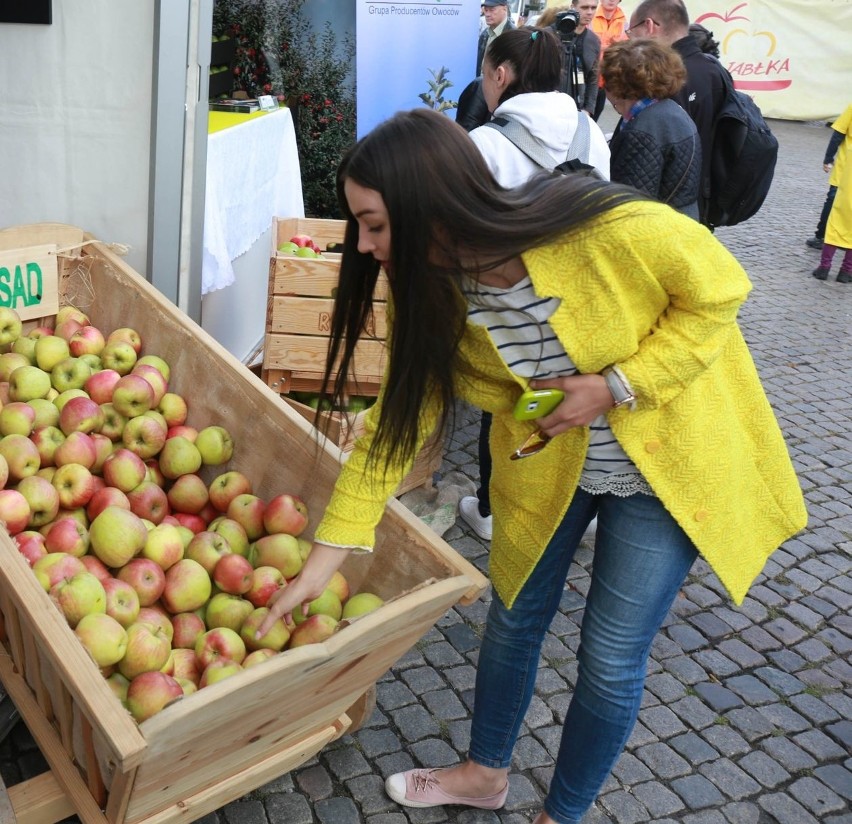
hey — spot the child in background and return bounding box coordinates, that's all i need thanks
[812,103,852,283]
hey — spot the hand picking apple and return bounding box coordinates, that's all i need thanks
[255,542,350,638]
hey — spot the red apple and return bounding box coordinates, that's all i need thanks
[84,369,121,404]
[169,646,202,684]
[116,558,167,607]
[53,431,97,469]
[79,554,112,583]
[126,671,183,722]
[226,494,266,541]
[245,566,285,608]
[58,396,104,436]
[126,480,169,524]
[171,612,206,650]
[208,470,252,512]
[87,486,131,521]
[141,522,185,570]
[195,626,246,667]
[212,553,253,595]
[43,516,89,557]
[263,493,309,537]
[32,552,85,590]
[102,576,141,627]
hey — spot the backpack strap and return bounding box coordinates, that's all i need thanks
[484,116,558,170]
[484,113,605,179]
[566,110,591,165]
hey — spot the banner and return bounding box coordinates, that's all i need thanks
[684,1,852,120]
[355,0,480,138]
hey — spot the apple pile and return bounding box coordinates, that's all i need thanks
[0,305,384,725]
[277,233,329,259]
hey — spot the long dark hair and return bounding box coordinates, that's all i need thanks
[485,26,564,106]
[324,108,645,470]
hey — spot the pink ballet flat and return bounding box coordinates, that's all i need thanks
[385,767,509,809]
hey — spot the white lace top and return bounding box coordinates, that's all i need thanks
[464,275,654,497]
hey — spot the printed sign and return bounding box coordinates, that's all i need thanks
[0,244,60,321]
[687,1,852,120]
[356,0,481,138]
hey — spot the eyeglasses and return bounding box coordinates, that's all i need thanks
[625,17,656,37]
[510,429,551,461]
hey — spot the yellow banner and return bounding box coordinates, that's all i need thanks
[684,1,852,120]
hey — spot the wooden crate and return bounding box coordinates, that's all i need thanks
[0,223,487,824]
[282,396,443,496]
[263,217,388,397]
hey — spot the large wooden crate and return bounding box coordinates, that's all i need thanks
[0,223,487,824]
[263,217,388,397]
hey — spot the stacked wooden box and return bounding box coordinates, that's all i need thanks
[263,217,441,494]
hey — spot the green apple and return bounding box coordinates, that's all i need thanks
[0,307,22,345]
[8,364,51,401]
[341,592,385,620]
[195,425,234,465]
[35,335,71,372]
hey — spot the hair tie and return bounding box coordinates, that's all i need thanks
[530,30,538,41]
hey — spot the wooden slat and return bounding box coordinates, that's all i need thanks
[262,333,386,379]
[269,296,387,339]
[7,771,76,824]
[273,217,346,252]
[269,255,389,300]
[127,720,344,824]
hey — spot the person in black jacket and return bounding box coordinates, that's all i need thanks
[626,0,728,225]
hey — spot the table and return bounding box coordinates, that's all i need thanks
[202,106,304,295]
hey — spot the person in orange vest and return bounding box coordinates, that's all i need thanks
[591,0,628,121]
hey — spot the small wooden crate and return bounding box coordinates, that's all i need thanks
[263,217,388,397]
[0,223,487,824]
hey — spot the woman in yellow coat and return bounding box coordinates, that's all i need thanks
[257,109,807,824]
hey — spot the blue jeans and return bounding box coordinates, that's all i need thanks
[469,489,698,824]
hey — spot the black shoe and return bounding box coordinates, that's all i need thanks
[812,267,830,280]
[837,271,852,283]
[805,237,823,250]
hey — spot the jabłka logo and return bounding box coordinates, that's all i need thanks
[696,2,791,92]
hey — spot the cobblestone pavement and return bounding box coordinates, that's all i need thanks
[2,117,850,824]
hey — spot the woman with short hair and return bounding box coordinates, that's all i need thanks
[602,38,701,218]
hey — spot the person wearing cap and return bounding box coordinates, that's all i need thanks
[477,0,515,75]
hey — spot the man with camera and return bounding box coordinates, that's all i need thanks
[540,2,601,116]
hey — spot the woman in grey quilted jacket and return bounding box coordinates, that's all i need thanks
[601,39,701,219]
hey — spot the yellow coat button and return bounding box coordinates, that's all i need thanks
[695,509,710,522]
[645,440,662,453]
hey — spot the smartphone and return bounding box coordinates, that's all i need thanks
[513,388,565,421]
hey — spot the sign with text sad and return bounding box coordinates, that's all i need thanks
[0,244,60,321]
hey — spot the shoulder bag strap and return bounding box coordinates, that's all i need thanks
[483,116,557,170]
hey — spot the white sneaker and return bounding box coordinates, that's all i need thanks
[459,495,492,541]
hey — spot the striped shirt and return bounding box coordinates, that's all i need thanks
[464,275,653,497]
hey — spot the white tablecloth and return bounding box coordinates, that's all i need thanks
[202,107,304,294]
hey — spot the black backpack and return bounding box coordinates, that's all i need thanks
[707,67,778,228]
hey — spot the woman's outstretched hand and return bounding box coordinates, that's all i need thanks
[255,543,352,638]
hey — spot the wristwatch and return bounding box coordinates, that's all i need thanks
[601,367,636,409]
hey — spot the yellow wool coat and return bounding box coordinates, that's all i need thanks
[314,202,808,608]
